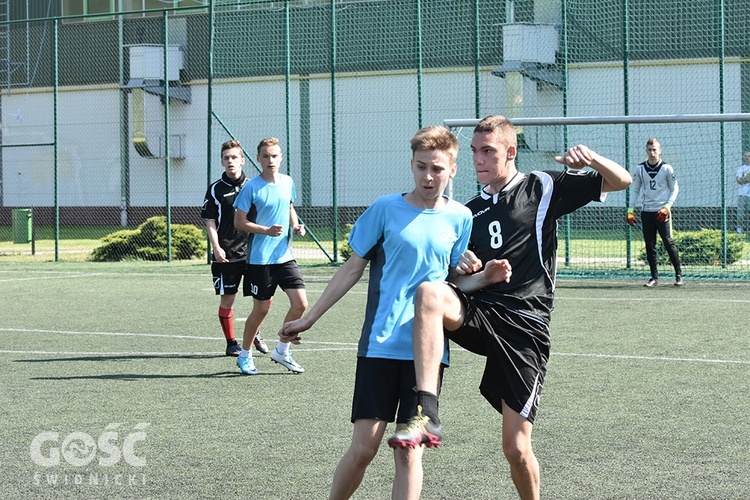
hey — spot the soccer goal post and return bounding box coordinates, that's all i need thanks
[445,113,750,280]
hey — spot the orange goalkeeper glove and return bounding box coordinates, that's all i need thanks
[656,207,670,223]
[627,210,637,226]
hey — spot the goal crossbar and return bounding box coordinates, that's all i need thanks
[444,113,750,128]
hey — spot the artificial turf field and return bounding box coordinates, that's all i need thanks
[1,262,749,499]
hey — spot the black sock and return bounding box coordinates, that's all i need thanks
[417,390,440,425]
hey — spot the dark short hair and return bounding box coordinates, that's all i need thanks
[221,140,243,157]
[474,115,517,147]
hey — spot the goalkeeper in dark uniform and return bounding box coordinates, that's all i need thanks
[201,140,269,357]
[627,138,684,287]
[387,115,632,500]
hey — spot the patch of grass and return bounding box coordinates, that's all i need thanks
[0,263,748,498]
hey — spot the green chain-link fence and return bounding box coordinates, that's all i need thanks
[1,0,749,278]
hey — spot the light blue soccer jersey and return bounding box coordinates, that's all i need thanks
[349,193,472,363]
[234,174,296,265]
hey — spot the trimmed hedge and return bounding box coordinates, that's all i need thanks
[90,216,206,261]
[638,229,745,266]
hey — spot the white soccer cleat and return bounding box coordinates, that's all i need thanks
[270,348,304,374]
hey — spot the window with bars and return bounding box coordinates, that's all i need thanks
[61,0,208,22]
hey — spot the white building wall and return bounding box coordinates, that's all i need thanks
[1,60,746,210]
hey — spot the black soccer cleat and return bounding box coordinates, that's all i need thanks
[225,341,242,357]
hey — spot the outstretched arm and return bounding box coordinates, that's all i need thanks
[278,254,368,342]
[451,250,512,293]
[556,145,632,193]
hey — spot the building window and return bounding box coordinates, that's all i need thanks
[61,0,115,20]
[61,0,208,22]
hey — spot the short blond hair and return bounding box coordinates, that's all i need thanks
[257,137,280,155]
[410,126,459,162]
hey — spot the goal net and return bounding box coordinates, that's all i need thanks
[446,115,750,280]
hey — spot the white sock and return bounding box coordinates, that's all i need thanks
[275,342,289,354]
[239,349,250,358]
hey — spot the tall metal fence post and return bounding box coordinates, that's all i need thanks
[330,0,339,263]
[624,0,632,270]
[473,0,480,119]
[416,0,423,129]
[53,18,60,262]
[718,0,727,267]
[206,0,214,264]
[164,11,172,262]
[562,0,571,267]
[119,11,130,228]
[284,1,291,176]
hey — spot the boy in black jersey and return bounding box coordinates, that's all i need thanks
[201,140,268,357]
[388,115,632,500]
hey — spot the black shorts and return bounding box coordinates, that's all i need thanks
[446,283,549,424]
[351,357,444,424]
[243,261,305,301]
[211,261,246,296]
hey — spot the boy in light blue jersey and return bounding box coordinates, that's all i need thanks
[233,137,307,375]
[280,126,505,500]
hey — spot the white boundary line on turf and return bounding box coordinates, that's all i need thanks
[0,349,747,364]
[554,352,750,365]
[0,327,359,345]
[0,327,228,340]
[0,270,205,277]
[556,296,750,303]
[2,328,748,365]
[0,348,358,355]
[0,273,104,282]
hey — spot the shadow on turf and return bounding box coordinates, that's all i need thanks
[16,355,296,379]
[556,280,645,290]
[16,354,224,362]
[28,371,291,380]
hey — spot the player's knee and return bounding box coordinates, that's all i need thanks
[502,438,534,468]
[393,445,423,469]
[252,301,272,316]
[348,441,379,466]
[415,281,445,310]
[289,302,307,318]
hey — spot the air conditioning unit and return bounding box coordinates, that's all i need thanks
[129,45,184,81]
[502,23,558,65]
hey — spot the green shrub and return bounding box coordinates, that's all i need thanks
[90,216,206,262]
[89,229,140,261]
[638,229,745,266]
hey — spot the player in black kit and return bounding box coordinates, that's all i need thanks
[201,140,268,356]
[388,115,632,499]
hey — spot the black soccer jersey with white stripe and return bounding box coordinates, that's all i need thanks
[465,169,603,324]
[201,172,250,262]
